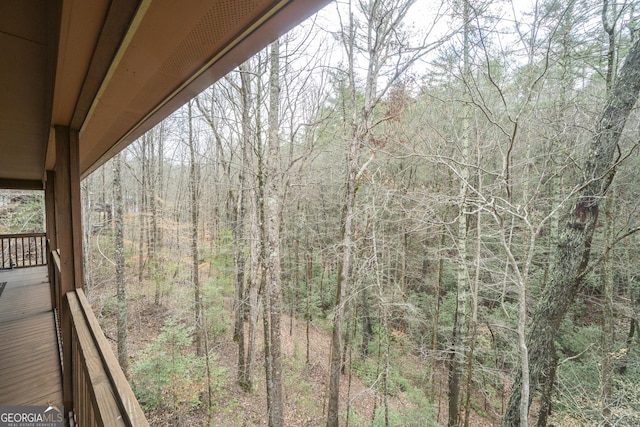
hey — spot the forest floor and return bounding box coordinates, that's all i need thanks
[92,269,501,427]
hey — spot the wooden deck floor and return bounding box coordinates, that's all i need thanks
[0,266,63,406]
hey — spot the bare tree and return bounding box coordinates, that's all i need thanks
[114,153,128,377]
[186,100,203,356]
[263,39,285,427]
[503,34,640,427]
[448,1,472,425]
[327,1,450,425]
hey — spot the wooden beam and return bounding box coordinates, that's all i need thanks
[0,179,44,190]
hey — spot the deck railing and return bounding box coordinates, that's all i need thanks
[51,249,148,426]
[66,289,149,426]
[0,232,46,268]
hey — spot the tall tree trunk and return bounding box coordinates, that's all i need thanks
[326,87,359,427]
[147,132,156,270]
[600,192,615,427]
[305,243,313,365]
[187,101,203,356]
[328,5,359,425]
[291,216,300,336]
[265,39,284,427]
[262,287,273,424]
[157,122,164,248]
[430,231,445,401]
[503,36,640,427]
[233,167,247,386]
[536,8,574,422]
[154,123,165,306]
[234,63,250,391]
[246,166,261,392]
[327,2,431,424]
[248,56,267,397]
[600,6,617,424]
[114,153,128,377]
[463,164,482,427]
[138,137,147,282]
[360,284,373,359]
[449,3,471,424]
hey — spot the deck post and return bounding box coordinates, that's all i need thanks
[45,170,58,310]
[54,126,84,292]
[54,126,85,419]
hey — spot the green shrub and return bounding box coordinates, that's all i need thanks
[131,318,204,412]
[203,279,230,340]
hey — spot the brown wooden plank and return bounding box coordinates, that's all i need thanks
[0,342,59,374]
[0,268,51,327]
[0,342,56,361]
[0,266,63,407]
[0,367,62,397]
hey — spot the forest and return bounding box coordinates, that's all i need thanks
[3,0,640,425]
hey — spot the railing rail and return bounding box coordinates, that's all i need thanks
[0,232,46,268]
[66,289,149,426]
[51,248,148,426]
[50,247,61,321]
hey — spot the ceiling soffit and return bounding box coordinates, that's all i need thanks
[19,0,331,182]
[0,0,57,185]
[80,0,330,177]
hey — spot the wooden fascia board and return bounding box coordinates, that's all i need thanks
[42,0,63,183]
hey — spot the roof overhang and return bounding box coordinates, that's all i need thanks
[0,0,332,189]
